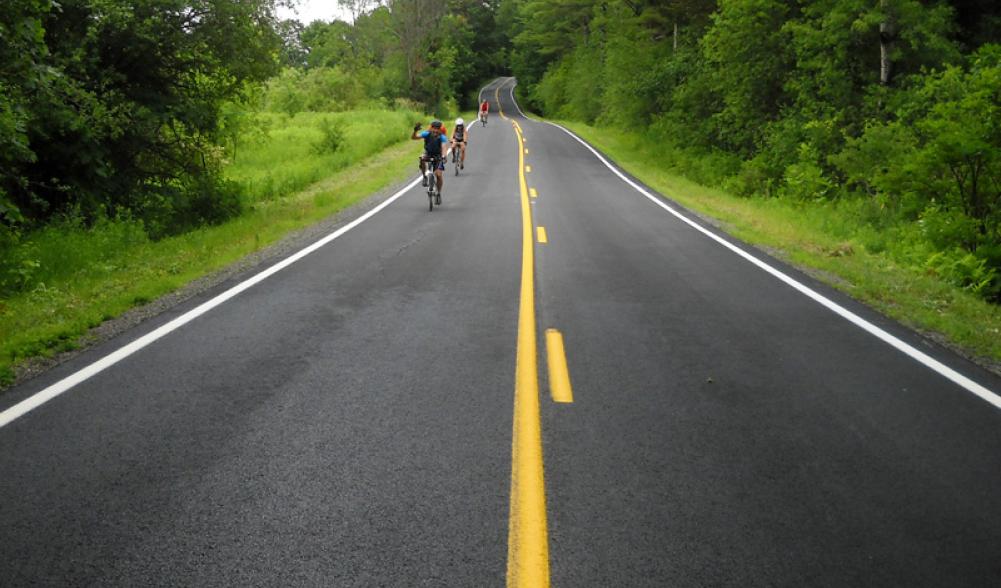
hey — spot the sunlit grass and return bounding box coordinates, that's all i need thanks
[226,110,421,202]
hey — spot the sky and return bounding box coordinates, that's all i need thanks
[276,1,354,25]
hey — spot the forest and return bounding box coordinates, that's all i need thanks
[1,0,1000,381]
[505,0,1001,302]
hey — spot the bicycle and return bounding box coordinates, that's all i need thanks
[422,156,442,211]
[479,110,488,126]
[451,145,462,176]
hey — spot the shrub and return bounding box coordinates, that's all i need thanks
[138,175,244,240]
[919,203,981,251]
[925,248,999,299]
[312,119,345,155]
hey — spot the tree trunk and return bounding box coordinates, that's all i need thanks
[879,0,896,85]
[673,21,678,52]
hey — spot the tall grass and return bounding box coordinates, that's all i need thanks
[227,110,421,203]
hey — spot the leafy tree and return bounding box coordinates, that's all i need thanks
[0,0,55,226]
[700,0,796,155]
[5,0,282,233]
[277,19,309,68]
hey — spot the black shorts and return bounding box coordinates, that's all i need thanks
[423,155,445,171]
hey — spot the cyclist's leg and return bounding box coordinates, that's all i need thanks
[435,160,444,192]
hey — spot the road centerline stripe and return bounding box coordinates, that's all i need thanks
[545,329,574,403]
[529,188,538,199]
[507,118,551,587]
[537,227,548,243]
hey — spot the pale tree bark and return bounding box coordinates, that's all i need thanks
[337,0,378,22]
[879,0,897,85]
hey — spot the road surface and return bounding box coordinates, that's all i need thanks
[2,78,1000,586]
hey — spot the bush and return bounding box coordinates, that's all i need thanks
[138,176,244,240]
[925,248,999,298]
[919,203,981,251]
[312,119,345,155]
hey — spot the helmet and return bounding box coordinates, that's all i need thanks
[430,120,443,129]
[455,118,464,126]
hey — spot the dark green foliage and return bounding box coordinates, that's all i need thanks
[501,0,1001,302]
[0,0,281,236]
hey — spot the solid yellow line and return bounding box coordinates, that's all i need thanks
[545,330,574,403]
[507,122,550,587]
[537,226,548,243]
[530,188,538,199]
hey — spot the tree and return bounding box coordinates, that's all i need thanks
[386,0,448,104]
[5,0,282,232]
[700,0,796,155]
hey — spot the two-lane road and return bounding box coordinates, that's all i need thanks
[2,78,1000,586]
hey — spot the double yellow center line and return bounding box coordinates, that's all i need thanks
[506,118,550,587]
[504,84,574,586]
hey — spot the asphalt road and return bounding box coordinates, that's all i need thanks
[2,78,1001,586]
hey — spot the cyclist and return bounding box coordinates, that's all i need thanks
[451,118,467,170]
[411,120,447,194]
[479,100,489,125]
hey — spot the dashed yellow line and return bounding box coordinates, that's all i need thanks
[545,329,574,403]
[529,188,538,199]
[526,165,532,173]
[536,226,548,243]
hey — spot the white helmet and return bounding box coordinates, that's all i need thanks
[455,117,464,126]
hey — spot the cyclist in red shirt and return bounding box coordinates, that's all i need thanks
[479,100,489,125]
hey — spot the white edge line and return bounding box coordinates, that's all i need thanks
[508,79,528,118]
[0,175,424,429]
[538,119,1001,410]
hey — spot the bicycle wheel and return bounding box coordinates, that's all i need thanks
[428,184,434,211]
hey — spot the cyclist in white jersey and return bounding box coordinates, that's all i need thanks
[451,118,467,170]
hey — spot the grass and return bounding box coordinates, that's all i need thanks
[226,109,422,202]
[559,121,1001,365]
[0,110,424,386]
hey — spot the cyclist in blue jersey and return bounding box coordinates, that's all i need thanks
[411,120,448,194]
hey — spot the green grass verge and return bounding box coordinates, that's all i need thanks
[0,118,421,387]
[559,121,1001,365]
